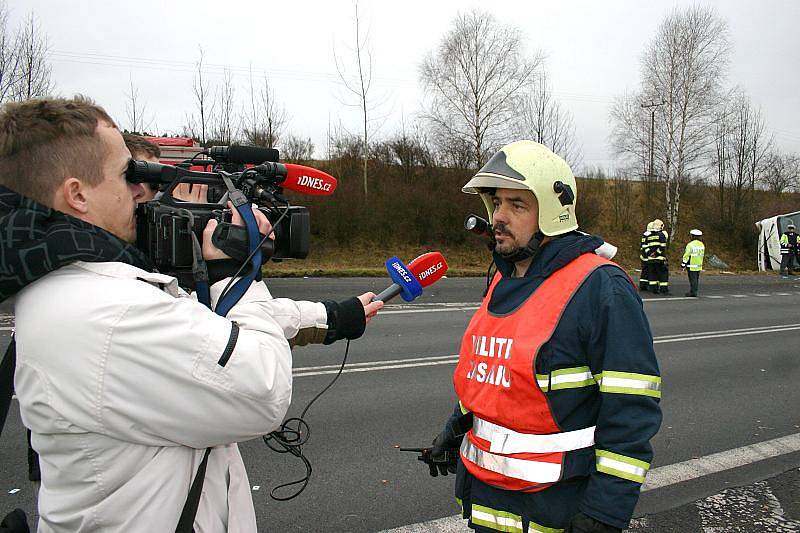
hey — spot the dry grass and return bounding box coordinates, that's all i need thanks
[264,242,492,277]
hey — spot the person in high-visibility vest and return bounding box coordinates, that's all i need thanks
[779,223,798,278]
[681,229,705,297]
[419,141,662,533]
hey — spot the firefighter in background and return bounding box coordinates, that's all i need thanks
[646,219,669,294]
[421,141,662,533]
[639,221,655,291]
[681,229,705,297]
[779,223,798,278]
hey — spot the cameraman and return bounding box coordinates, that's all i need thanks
[0,96,381,532]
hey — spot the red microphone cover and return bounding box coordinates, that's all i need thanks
[283,164,337,196]
[407,252,448,288]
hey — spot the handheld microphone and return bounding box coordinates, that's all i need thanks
[209,145,280,165]
[373,252,449,303]
[253,162,338,196]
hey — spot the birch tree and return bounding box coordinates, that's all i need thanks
[420,9,542,168]
[611,6,730,232]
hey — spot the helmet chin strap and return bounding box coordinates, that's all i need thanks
[495,231,546,264]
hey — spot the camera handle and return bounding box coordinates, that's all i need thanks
[213,176,264,317]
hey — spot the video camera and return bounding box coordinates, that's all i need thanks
[127,145,337,288]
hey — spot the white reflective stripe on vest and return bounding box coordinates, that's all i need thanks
[472,416,596,454]
[461,438,563,483]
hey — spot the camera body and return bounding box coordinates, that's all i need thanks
[129,147,312,287]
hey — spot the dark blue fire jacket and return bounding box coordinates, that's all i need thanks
[445,232,662,532]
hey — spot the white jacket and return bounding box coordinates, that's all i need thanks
[13,261,327,532]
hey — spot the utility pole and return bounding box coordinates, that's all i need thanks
[640,101,666,180]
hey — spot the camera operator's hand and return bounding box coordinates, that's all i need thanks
[202,202,273,261]
[173,183,208,203]
[358,292,383,324]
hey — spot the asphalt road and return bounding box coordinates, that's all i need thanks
[1,273,799,531]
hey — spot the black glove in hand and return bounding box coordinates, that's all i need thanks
[565,513,621,533]
[429,430,459,476]
[420,428,461,477]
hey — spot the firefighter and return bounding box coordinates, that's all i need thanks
[421,141,662,533]
[779,223,799,278]
[638,221,655,291]
[647,219,669,294]
[681,229,705,297]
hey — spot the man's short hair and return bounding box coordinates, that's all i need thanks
[123,133,161,160]
[0,95,116,206]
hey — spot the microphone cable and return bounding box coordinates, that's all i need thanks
[262,339,352,501]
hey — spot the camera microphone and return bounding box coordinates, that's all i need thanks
[373,252,449,303]
[209,145,280,165]
[253,163,338,196]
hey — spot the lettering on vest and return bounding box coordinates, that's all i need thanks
[465,335,513,388]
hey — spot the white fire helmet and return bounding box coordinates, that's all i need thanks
[689,229,703,237]
[461,140,578,236]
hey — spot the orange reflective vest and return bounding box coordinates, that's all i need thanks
[453,253,613,492]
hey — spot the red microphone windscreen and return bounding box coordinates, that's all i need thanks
[408,252,448,288]
[283,164,337,196]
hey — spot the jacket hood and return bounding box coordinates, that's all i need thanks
[0,185,153,303]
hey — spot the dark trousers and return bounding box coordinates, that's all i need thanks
[780,254,798,275]
[639,261,650,290]
[653,261,669,293]
[687,270,700,296]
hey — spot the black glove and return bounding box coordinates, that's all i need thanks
[565,513,621,533]
[420,427,462,477]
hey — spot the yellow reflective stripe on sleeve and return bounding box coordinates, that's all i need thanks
[597,371,662,398]
[470,504,524,533]
[528,520,565,533]
[536,373,549,391]
[549,366,596,390]
[596,449,650,483]
[456,497,463,510]
[458,401,469,415]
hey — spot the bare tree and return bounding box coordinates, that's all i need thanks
[419,9,542,168]
[125,78,152,134]
[11,12,52,101]
[761,151,799,194]
[334,0,378,199]
[515,70,582,168]
[281,134,315,163]
[611,6,730,232]
[0,2,20,103]
[711,91,771,227]
[209,68,236,145]
[186,47,212,145]
[242,68,287,148]
[610,93,660,213]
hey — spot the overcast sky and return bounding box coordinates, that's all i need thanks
[7,0,800,171]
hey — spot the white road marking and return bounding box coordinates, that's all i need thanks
[379,432,800,533]
[643,432,800,491]
[0,289,797,325]
[293,324,800,378]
